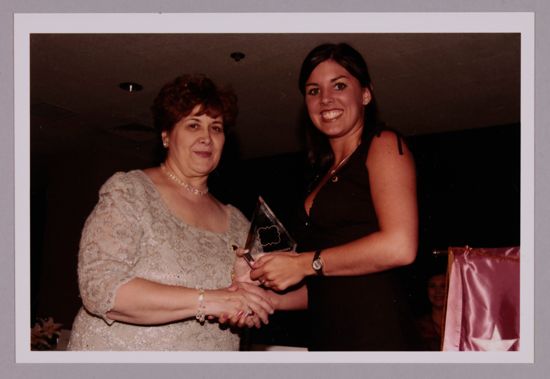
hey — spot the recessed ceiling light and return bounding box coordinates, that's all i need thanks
[119,82,143,93]
[230,52,245,62]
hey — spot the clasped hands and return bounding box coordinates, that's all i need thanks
[219,247,306,328]
[208,282,274,329]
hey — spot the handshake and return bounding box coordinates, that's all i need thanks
[205,281,275,329]
[205,245,278,329]
[208,244,304,329]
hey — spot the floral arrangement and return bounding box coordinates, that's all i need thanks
[31,317,63,350]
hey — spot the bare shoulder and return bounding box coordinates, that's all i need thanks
[367,130,413,165]
[366,130,417,204]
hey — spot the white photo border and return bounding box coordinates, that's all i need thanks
[14,12,534,363]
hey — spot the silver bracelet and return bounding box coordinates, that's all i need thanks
[195,288,206,323]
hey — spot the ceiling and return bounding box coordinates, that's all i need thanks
[30,33,520,160]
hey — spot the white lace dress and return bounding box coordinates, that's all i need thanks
[67,170,249,351]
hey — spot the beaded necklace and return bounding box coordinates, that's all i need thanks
[160,163,209,196]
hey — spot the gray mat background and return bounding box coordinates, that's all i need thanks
[2,1,547,378]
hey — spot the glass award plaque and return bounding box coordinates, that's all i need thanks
[243,196,297,266]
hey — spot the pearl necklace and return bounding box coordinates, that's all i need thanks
[160,163,209,196]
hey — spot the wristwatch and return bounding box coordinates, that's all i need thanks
[312,249,324,276]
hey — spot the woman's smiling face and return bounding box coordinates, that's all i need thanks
[304,59,371,140]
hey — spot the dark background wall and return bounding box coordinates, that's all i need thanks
[31,123,520,347]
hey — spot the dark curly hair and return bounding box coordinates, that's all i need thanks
[151,74,238,135]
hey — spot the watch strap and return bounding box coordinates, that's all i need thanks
[312,249,324,275]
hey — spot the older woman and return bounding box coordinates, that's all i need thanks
[67,74,273,351]
[246,43,420,351]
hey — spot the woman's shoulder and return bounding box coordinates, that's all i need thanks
[99,170,151,196]
[366,127,409,159]
[369,126,403,144]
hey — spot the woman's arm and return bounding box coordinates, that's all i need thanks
[79,174,273,327]
[250,131,418,291]
[234,282,308,312]
[314,130,418,274]
[106,277,274,326]
[270,284,308,311]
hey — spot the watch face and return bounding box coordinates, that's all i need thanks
[313,259,323,271]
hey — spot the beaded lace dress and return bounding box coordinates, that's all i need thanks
[67,170,249,351]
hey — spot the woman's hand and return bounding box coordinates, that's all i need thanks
[205,285,274,328]
[250,251,309,291]
[232,247,260,285]
[219,282,279,328]
[235,282,279,327]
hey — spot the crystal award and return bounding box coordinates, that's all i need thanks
[243,196,297,266]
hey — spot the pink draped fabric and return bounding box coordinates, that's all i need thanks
[442,246,520,351]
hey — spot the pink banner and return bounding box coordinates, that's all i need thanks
[442,246,520,351]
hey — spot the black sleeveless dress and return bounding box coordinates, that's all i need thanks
[294,129,419,351]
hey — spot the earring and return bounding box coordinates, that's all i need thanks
[163,140,169,148]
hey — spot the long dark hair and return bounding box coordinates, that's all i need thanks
[298,43,381,171]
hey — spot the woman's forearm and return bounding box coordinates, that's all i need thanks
[106,277,201,325]
[306,229,417,277]
[251,229,416,291]
[270,285,308,311]
[106,277,274,326]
